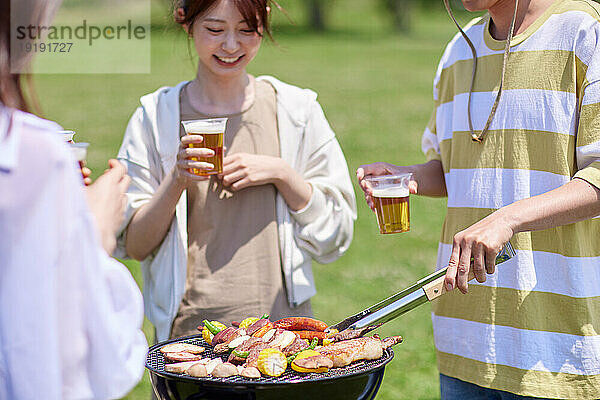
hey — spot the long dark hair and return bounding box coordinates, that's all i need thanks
[174,0,280,39]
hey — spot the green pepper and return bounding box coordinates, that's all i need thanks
[260,313,269,319]
[203,319,224,335]
[287,338,319,363]
[232,349,249,359]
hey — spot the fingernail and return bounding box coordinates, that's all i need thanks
[446,282,453,291]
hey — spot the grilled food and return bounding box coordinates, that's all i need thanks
[274,317,328,332]
[160,343,205,355]
[318,336,402,368]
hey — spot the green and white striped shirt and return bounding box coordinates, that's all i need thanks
[423,0,600,397]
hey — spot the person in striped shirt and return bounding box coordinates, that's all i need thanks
[358,0,600,398]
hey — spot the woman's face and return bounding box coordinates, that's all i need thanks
[189,0,263,80]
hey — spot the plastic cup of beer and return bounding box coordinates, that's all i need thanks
[70,142,89,182]
[59,130,76,143]
[181,118,228,176]
[365,173,412,234]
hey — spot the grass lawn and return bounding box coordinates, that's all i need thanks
[34,1,477,398]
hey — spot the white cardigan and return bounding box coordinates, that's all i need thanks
[116,76,357,341]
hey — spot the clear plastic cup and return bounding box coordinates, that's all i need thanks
[59,130,76,143]
[181,118,228,176]
[70,142,89,182]
[365,173,412,234]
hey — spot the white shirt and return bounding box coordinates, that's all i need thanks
[0,107,147,399]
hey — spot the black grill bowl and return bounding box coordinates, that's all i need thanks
[146,334,395,400]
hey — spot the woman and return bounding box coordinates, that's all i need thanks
[116,0,356,342]
[0,0,147,398]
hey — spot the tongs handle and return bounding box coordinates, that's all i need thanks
[423,243,516,300]
[422,266,473,300]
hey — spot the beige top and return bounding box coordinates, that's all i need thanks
[170,79,311,338]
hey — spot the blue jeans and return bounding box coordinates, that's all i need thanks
[440,374,545,400]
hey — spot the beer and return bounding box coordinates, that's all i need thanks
[181,118,228,176]
[70,142,89,184]
[372,186,410,234]
[189,132,223,175]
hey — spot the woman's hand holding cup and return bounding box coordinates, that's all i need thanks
[174,134,216,184]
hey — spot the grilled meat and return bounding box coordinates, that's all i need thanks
[331,325,380,342]
[274,317,328,332]
[318,336,402,368]
[282,336,309,356]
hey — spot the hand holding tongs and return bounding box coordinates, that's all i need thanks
[327,242,516,340]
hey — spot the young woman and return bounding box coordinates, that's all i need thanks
[116,0,356,341]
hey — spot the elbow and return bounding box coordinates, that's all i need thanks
[124,231,151,262]
[126,244,147,262]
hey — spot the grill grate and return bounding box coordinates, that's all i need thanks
[146,334,394,386]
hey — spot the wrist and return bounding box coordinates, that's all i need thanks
[494,205,520,235]
[170,167,188,191]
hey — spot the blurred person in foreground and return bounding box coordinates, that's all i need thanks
[358,0,600,398]
[0,0,147,398]
[116,0,356,342]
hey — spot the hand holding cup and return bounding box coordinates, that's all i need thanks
[175,134,217,183]
[357,162,418,211]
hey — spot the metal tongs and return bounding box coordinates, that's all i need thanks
[327,242,516,339]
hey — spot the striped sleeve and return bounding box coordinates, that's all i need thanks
[422,108,441,161]
[422,52,447,161]
[574,24,600,189]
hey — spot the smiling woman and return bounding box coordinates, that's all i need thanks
[115,0,357,343]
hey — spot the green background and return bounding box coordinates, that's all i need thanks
[33,1,476,398]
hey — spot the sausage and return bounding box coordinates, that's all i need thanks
[291,330,328,343]
[273,317,328,332]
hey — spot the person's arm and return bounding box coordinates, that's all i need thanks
[219,153,312,211]
[124,134,215,261]
[444,178,600,293]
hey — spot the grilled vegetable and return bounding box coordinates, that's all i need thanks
[291,350,333,373]
[232,349,250,359]
[252,322,275,338]
[239,317,259,330]
[199,320,227,345]
[256,348,287,377]
[274,317,328,332]
[203,320,225,335]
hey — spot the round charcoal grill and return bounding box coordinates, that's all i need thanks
[146,334,395,400]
